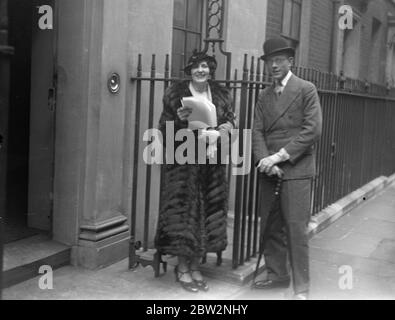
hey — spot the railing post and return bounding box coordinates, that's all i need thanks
[129,54,143,270]
[245,56,256,262]
[232,54,249,269]
[252,59,263,257]
[129,54,167,277]
[143,55,156,251]
[0,216,3,300]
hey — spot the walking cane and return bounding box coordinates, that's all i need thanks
[251,172,283,288]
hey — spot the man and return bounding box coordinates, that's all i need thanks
[252,37,322,300]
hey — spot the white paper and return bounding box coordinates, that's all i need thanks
[181,97,218,130]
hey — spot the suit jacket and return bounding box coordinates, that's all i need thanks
[252,74,322,180]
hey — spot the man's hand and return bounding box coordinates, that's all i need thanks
[177,106,193,121]
[267,165,283,178]
[257,154,282,174]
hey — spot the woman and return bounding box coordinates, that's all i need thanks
[154,51,236,293]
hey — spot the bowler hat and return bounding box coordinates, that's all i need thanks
[260,37,295,60]
[184,50,217,75]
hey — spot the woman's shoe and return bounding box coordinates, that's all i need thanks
[174,266,199,293]
[191,270,209,292]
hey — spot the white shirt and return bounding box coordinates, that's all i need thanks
[280,70,293,87]
[275,70,293,95]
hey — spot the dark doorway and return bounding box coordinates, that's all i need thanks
[6,0,32,228]
[2,0,56,243]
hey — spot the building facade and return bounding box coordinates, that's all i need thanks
[266,0,395,85]
[1,0,395,270]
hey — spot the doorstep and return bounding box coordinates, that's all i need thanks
[2,234,71,288]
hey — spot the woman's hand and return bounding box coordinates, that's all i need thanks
[199,129,220,159]
[206,144,217,159]
[218,122,233,132]
[200,129,220,144]
[177,106,193,121]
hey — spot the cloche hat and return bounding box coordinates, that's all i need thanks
[184,50,217,75]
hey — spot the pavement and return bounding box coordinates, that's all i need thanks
[3,183,395,300]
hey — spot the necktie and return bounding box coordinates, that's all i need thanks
[275,81,283,96]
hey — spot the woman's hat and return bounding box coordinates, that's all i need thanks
[260,37,295,61]
[184,50,217,75]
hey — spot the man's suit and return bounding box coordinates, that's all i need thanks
[252,73,322,294]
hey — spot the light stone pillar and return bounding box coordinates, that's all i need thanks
[54,0,130,269]
[331,0,346,75]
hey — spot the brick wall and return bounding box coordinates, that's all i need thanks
[308,0,334,72]
[264,0,392,83]
[266,0,335,72]
[266,0,283,40]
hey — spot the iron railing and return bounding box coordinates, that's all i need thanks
[128,53,395,272]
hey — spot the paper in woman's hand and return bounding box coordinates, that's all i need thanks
[181,97,218,130]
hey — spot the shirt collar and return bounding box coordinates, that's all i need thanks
[279,70,293,87]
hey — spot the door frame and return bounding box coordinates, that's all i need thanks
[27,0,58,233]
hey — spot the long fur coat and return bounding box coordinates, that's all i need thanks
[154,80,235,258]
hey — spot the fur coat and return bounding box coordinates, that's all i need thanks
[154,80,235,257]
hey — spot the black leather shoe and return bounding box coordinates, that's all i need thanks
[252,279,290,290]
[174,266,199,293]
[194,279,209,292]
[191,269,209,292]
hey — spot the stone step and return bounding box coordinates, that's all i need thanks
[2,234,71,288]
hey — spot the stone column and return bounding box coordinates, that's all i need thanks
[54,0,130,268]
[330,0,344,74]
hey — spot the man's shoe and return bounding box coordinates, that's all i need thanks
[252,279,290,290]
[293,292,309,300]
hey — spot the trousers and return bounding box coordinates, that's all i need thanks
[258,176,312,294]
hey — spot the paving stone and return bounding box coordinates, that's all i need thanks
[4,183,395,300]
[310,247,395,278]
[310,232,382,258]
[369,239,395,264]
[353,219,395,240]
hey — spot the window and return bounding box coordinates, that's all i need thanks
[172,0,204,77]
[281,0,302,47]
